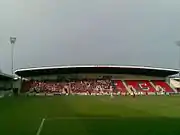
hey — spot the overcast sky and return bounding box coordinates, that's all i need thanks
[0,0,180,74]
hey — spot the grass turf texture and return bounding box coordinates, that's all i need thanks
[1,96,180,135]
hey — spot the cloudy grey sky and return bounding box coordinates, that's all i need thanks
[0,0,180,74]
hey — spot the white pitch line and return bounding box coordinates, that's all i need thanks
[36,118,46,135]
[46,116,121,121]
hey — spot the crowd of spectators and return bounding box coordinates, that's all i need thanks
[23,79,113,95]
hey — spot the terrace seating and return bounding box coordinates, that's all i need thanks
[70,79,112,94]
[152,80,174,93]
[22,79,112,94]
[113,80,128,93]
[21,79,175,95]
[125,80,157,93]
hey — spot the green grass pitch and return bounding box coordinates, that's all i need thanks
[1,95,180,135]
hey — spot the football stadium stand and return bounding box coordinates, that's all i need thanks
[170,78,180,92]
[15,65,179,96]
[0,72,14,97]
[0,72,13,90]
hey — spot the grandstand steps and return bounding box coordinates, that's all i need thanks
[113,80,128,93]
[122,81,133,94]
[21,79,177,95]
[149,81,157,92]
[152,80,176,93]
[111,80,116,91]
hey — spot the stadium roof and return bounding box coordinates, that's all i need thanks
[15,65,179,78]
[0,72,13,80]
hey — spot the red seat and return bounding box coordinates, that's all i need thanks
[152,80,174,93]
[125,80,156,93]
[114,80,127,93]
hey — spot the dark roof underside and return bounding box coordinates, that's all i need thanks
[15,67,178,78]
[0,74,13,81]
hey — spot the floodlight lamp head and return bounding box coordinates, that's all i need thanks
[10,37,16,44]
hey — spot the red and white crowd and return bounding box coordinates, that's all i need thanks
[21,79,176,95]
[24,79,113,95]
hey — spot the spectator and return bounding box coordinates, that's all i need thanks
[22,79,113,95]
